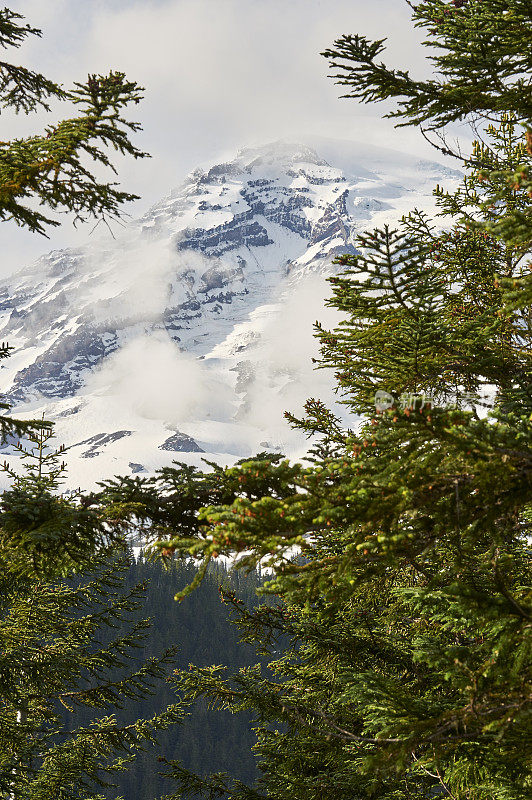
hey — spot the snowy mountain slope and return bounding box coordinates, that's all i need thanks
[0,139,461,488]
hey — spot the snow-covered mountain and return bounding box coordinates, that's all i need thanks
[0,138,461,488]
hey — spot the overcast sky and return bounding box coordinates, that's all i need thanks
[2,0,472,276]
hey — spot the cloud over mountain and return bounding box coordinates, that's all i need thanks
[0,138,461,487]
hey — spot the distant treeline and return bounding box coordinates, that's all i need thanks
[66,555,268,800]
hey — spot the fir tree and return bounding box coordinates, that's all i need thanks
[157,121,531,800]
[0,430,185,800]
[96,4,532,798]
[101,52,532,800]
[0,426,120,578]
[321,1,532,132]
[98,454,287,600]
[0,7,147,236]
[321,0,532,313]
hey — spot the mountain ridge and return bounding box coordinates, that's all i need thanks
[0,138,461,487]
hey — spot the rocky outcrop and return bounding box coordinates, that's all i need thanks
[129,462,147,473]
[239,184,313,237]
[177,215,273,256]
[72,431,132,459]
[10,328,119,401]
[310,191,351,247]
[159,431,204,452]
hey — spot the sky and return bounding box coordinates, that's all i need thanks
[2,0,473,276]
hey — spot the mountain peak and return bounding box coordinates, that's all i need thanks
[235,140,327,169]
[0,139,461,488]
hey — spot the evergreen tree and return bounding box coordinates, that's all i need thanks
[98,454,288,600]
[321,0,532,298]
[321,1,532,132]
[156,129,529,800]
[98,3,532,795]
[0,7,147,236]
[85,557,269,800]
[0,428,187,800]
[0,425,126,578]
[162,121,531,800]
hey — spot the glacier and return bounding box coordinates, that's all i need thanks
[0,138,461,488]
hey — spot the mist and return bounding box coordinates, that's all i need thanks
[2,0,471,277]
[85,334,235,426]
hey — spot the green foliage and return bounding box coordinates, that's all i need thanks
[0,6,148,236]
[0,432,269,800]
[104,17,532,795]
[0,430,190,800]
[2,2,528,798]
[0,426,126,580]
[0,8,62,114]
[311,117,531,421]
[0,550,185,800]
[98,454,287,600]
[322,0,532,130]
[322,0,532,359]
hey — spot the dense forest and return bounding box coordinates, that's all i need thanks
[0,2,530,799]
[65,556,268,800]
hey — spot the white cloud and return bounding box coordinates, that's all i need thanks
[79,235,175,325]
[236,273,350,450]
[2,0,472,277]
[80,273,350,453]
[85,333,234,425]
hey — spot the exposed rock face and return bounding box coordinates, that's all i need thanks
[178,217,274,256]
[310,190,352,246]
[10,328,119,402]
[159,432,204,453]
[0,138,461,486]
[72,431,132,459]
[239,183,314,238]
